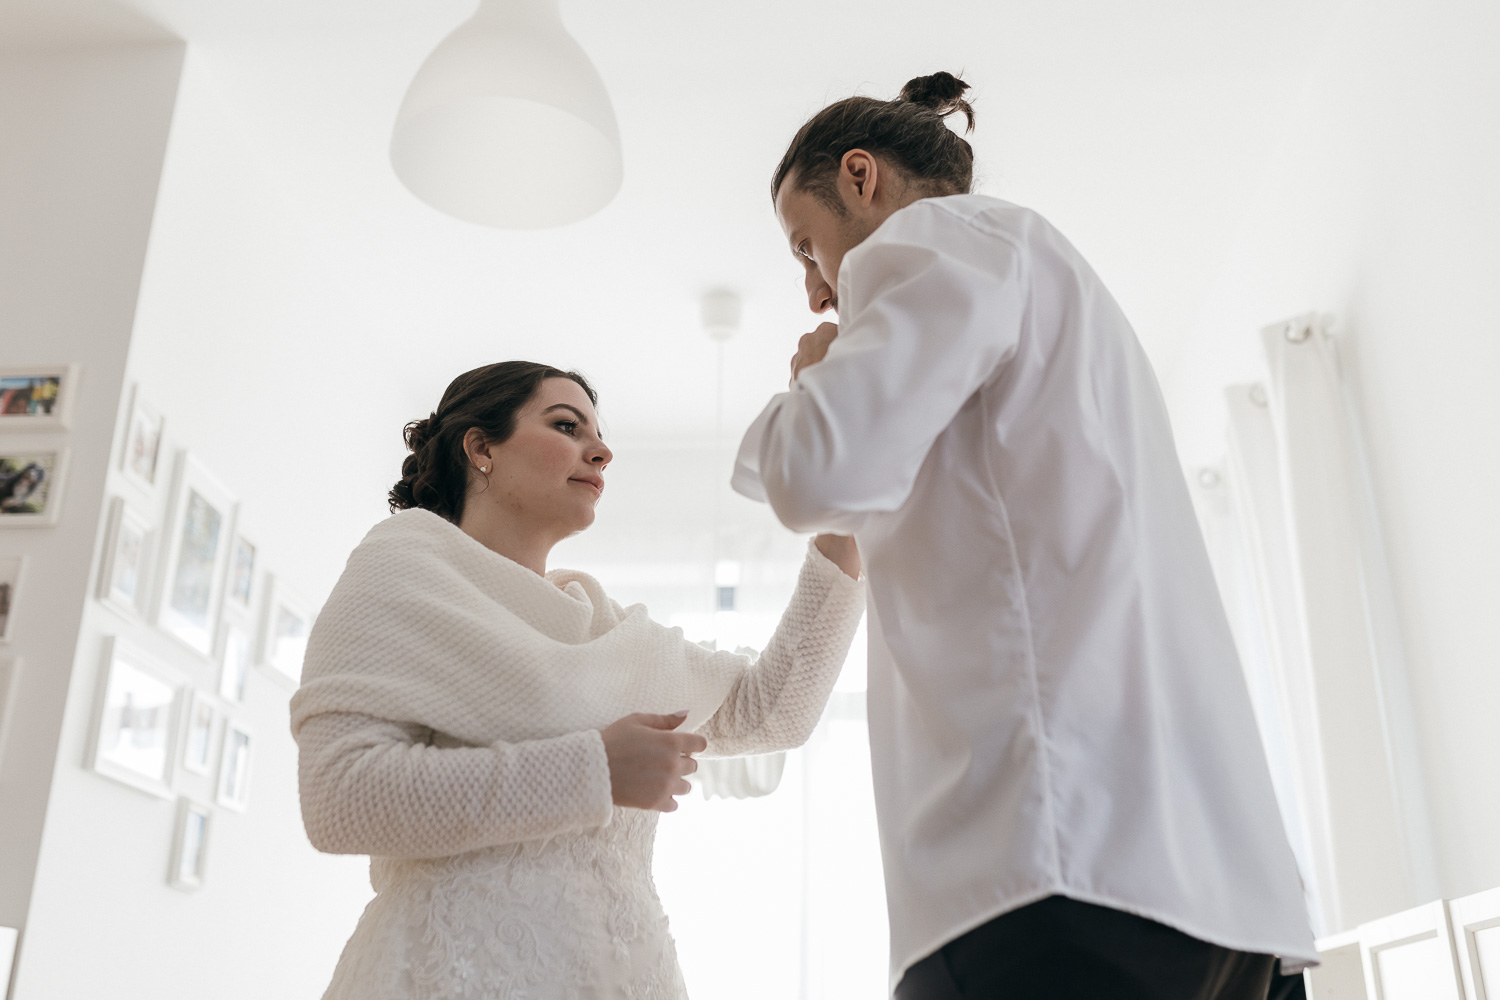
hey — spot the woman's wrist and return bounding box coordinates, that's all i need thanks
[813,533,861,580]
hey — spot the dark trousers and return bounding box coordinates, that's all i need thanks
[894,896,1278,1000]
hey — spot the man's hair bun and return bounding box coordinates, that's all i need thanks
[899,72,975,132]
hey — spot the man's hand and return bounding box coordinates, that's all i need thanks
[599,711,706,812]
[790,322,839,385]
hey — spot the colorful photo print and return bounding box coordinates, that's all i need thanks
[0,365,75,430]
[0,452,66,525]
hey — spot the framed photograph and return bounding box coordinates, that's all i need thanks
[155,452,238,658]
[0,364,78,431]
[181,690,218,776]
[259,576,311,686]
[216,720,253,812]
[225,534,257,613]
[217,619,253,703]
[97,497,153,618]
[0,654,19,771]
[0,449,68,526]
[120,386,164,492]
[167,797,212,891]
[88,638,181,798]
[0,555,24,642]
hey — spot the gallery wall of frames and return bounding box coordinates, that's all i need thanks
[0,365,315,897]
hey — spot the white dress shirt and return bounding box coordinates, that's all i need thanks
[733,194,1317,989]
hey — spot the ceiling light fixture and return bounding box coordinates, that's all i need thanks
[390,0,623,229]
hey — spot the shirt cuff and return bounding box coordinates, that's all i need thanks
[731,396,787,503]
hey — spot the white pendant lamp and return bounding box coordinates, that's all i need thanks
[390,0,623,229]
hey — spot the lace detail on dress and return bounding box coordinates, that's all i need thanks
[322,808,684,1000]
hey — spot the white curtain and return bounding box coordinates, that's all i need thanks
[1197,313,1438,935]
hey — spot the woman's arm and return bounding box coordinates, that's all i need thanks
[696,536,864,757]
[297,712,614,858]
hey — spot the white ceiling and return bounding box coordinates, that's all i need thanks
[5,0,1346,442]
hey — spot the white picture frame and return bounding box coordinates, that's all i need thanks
[88,638,181,799]
[259,575,311,686]
[216,720,254,812]
[97,497,153,619]
[1448,886,1500,1000]
[120,385,164,493]
[167,797,212,892]
[0,448,69,527]
[1358,899,1463,999]
[225,533,257,614]
[155,452,238,658]
[0,555,24,642]
[0,654,19,771]
[217,619,253,703]
[0,363,78,432]
[181,689,218,777]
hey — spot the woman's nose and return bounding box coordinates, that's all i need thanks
[805,271,833,314]
[591,442,613,466]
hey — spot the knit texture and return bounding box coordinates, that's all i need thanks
[292,509,864,1000]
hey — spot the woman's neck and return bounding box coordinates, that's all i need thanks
[457,507,554,576]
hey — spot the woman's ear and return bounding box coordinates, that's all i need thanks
[462,427,493,475]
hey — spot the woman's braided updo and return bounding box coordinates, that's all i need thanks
[772,71,976,211]
[388,361,598,523]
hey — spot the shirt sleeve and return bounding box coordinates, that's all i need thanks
[296,713,615,859]
[732,208,1024,533]
[696,539,865,757]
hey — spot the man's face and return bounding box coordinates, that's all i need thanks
[775,176,878,316]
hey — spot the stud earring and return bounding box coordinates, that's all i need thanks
[480,465,489,473]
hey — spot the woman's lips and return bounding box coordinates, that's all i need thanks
[570,477,604,497]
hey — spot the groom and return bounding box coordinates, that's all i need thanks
[732,74,1316,999]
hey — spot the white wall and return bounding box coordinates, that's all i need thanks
[1174,0,1500,909]
[0,37,181,940]
[7,45,374,1000]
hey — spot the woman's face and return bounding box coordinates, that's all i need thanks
[471,378,612,539]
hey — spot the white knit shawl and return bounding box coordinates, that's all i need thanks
[290,509,749,745]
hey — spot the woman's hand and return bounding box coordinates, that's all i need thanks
[599,712,707,812]
[814,534,862,580]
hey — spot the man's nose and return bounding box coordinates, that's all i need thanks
[805,272,834,314]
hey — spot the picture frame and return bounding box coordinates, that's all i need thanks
[155,452,238,658]
[167,797,212,892]
[119,385,164,492]
[0,363,78,432]
[0,448,69,527]
[217,619,253,703]
[259,575,312,686]
[0,654,19,771]
[0,555,24,642]
[181,689,218,777]
[97,497,153,618]
[88,638,181,799]
[225,534,257,613]
[216,720,253,812]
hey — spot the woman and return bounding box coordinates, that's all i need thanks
[290,361,864,1000]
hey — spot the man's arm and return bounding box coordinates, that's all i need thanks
[734,227,1024,533]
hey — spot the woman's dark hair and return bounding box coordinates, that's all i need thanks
[389,361,598,523]
[772,71,976,212]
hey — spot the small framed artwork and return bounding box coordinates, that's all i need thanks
[181,690,218,776]
[0,364,78,431]
[167,797,212,892]
[120,386,164,492]
[218,620,253,703]
[88,638,181,798]
[97,497,153,618]
[225,534,257,614]
[0,450,68,526]
[260,576,312,686]
[155,452,238,658]
[0,654,19,770]
[0,555,24,642]
[216,720,253,812]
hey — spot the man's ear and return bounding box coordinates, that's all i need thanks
[839,149,880,209]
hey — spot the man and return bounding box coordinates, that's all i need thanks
[732,72,1316,999]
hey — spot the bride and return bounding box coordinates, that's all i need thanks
[290,361,864,999]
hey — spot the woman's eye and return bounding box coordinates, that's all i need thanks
[555,420,578,435]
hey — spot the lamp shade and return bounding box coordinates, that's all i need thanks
[391,0,622,229]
